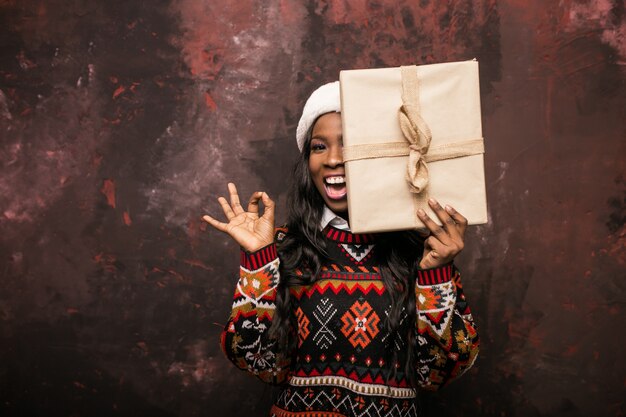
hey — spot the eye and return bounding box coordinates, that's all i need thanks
[310,142,326,152]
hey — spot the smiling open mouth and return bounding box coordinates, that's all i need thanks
[324,176,347,200]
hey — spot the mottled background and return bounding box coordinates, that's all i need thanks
[1,0,624,416]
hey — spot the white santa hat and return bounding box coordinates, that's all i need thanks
[295,81,340,152]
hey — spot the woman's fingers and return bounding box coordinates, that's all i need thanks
[247,191,263,215]
[218,196,236,220]
[260,192,275,220]
[202,214,228,232]
[427,198,461,240]
[417,207,452,245]
[423,235,436,253]
[420,236,448,268]
[445,204,468,238]
[203,183,276,252]
[417,199,467,268]
[246,191,273,220]
[228,183,244,215]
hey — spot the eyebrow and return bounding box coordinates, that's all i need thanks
[311,134,343,141]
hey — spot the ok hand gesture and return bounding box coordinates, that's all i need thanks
[202,183,275,253]
[417,198,468,269]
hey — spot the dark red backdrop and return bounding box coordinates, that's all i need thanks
[1,1,624,416]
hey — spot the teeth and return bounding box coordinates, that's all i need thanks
[325,176,345,185]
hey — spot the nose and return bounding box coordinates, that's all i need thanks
[325,144,344,168]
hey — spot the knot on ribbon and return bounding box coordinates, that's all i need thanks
[399,103,432,193]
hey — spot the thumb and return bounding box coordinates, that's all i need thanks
[420,249,440,269]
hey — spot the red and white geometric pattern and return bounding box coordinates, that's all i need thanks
[295,307,311,347]
[340,300,380,349]
[339,243,374,263]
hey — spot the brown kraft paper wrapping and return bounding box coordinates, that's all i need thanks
[339,59,488,233]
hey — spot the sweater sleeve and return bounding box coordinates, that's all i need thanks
[414,263,479,390]
[219,243,291,384]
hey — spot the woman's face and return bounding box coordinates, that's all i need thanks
[308,112,348,215]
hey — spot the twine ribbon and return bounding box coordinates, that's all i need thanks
[342,65,484,194]
[399,65,433,193]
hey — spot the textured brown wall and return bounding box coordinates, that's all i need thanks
[1,1,624,416]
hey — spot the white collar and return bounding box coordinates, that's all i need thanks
[320,206,350,231]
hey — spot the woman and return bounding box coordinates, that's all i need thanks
[203,81,479,417]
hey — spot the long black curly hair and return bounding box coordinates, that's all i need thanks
[269,128,425,387]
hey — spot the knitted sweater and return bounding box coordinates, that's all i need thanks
[220,226,479,417]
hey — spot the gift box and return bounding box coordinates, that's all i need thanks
[339,59,487,233]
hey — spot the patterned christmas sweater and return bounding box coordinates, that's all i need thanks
[220,226,479,417]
